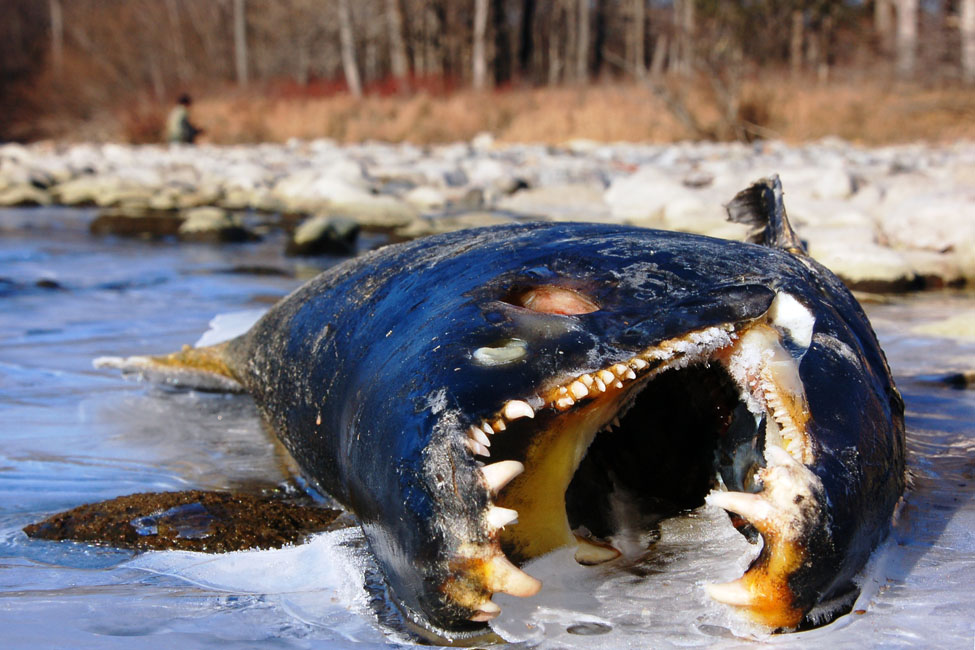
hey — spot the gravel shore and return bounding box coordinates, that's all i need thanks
[1,136,972,290]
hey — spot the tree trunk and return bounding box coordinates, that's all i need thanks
[895,0,917,80]
[493,0,512,85]
[165,0,190,83]
[338,0,362,97]
[49,0,63,76]
[592,0,606,78]
[575,0,589,82]
[650,33,667,78]
[790,9,803,77]
[632,0,646,79]
[234,0,248,87]
[386,0,410,90]
[673,0,695,76]
[875,0,895,55]
[548,4,563,85]
[518,0,536,81]
[473,0,489,89]
[680,0,695,76]
[962,0,975,84]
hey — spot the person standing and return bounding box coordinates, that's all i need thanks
[165,93,202,144]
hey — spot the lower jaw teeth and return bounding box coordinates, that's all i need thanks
[573,534,622,565]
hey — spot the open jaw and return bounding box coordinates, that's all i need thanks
[449,295,828,631]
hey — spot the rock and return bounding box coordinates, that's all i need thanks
[806,232,918,291]
[329,195,418,230]
[911,312,975,341]
[471,132,496,152]
[604,167,693,221]
[393,212,519,240]
[175,185,224,209]
[50,177,103,205]
[0,185,52,207]
[90,207,183,239]
[879,194,975,254]
[462,157,524,197]
[404,186,448,212]
[286,215,360,256]
[178,207,256,243]
[496,184,609,221]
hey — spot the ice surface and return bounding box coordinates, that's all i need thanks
[126,529,390,646]
[1,212,973,649]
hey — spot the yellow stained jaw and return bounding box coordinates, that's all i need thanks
[454,310,821,630]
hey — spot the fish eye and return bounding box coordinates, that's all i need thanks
[504,286,600,316]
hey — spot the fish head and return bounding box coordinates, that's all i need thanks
[338,224,904,642]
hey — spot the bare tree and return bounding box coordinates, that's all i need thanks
[962,0,975,84]
[790,9,803,77]
[338,0,362,97]
[576,0,589,82]
[493,0,513,85]
[631,0,646,79]
[674,0,695,76]
[895,0,917,79]
[473,0,488,89]
[49,0,63,76]
[386,0,410,90]
[234,0,248,87]
[875,0,895,55]
[518,0,536,82]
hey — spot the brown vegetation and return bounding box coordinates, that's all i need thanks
[2,0,973,144]
[116,79,972,146]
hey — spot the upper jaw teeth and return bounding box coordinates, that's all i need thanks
[457,320,815,623]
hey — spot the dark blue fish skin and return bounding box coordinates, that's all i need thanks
[225,221,904,637]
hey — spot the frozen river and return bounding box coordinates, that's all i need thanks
[1,207,972,648]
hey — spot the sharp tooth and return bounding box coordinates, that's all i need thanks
[614,380,623,389]
[558,386,568,395]
[705,580,755,606]
[469,425,492,448]
[630,358,648,370]
[594,377,607,392]
[597,369,615,385]
[486,506,519,529]
[568,380,589,399]
[492,419,506,432]
[765,444,801,468]
[503,400,535,420]
[612,417,621,428]
[481,460,524,494]
[555,396,575,409]
[486,555,542,597]
[465,438,490,457]
[574,537,622,565]
[481,422,494,435]
[706,491,773,523]
[470,600,501,621]
[624,368,636,380]
[579,374,594,386]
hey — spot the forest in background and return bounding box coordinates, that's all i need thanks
[1,0,973,144]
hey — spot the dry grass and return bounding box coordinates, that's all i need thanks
[105,76,975,146]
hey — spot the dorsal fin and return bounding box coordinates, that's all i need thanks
[725,175,807,255]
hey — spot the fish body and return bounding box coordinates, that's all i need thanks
[99,178,905,643]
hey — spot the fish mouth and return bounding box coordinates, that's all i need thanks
[448,293,827,630]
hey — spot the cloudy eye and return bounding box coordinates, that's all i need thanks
[508,286,599,316]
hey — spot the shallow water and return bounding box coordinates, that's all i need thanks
[1,208,973,649]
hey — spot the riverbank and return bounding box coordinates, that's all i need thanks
[1,137,972,291]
